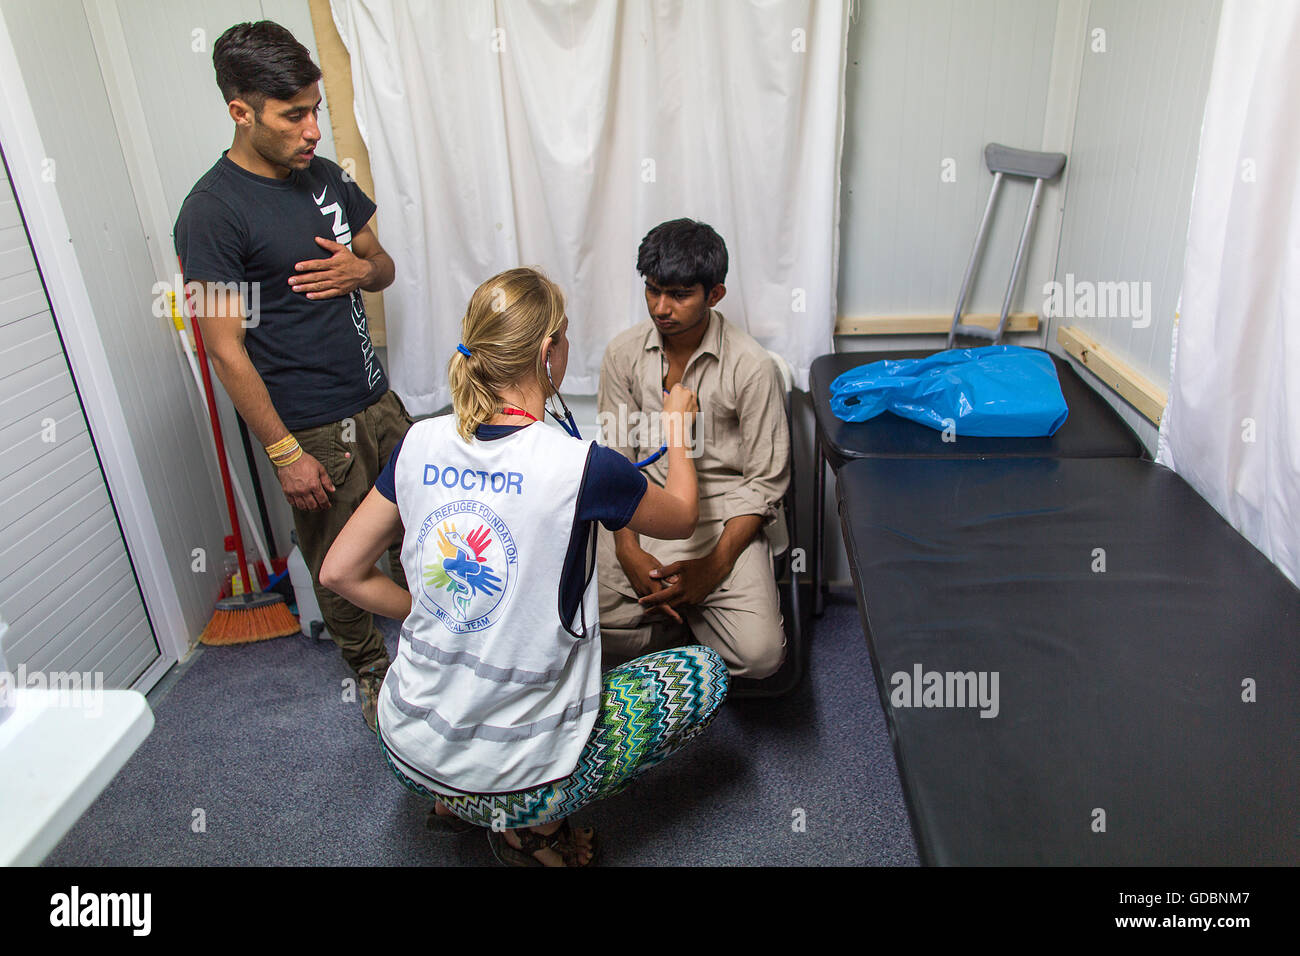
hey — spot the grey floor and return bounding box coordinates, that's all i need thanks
[45,592,918,866]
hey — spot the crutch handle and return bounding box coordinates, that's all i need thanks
[985,143,1066,181]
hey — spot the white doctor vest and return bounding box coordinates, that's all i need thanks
[379,415,603,794]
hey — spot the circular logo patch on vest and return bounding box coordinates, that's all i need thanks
[415,500,518,634]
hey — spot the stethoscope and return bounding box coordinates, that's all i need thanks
[544,357,675,469]
[537,361,666,641]
[540,350,687,638]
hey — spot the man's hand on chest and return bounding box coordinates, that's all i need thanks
[288,236,374,300]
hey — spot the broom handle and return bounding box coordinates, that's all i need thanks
[181,279,253,596]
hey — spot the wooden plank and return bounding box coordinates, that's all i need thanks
[307,0,387,348]
[1057,325,1167,426]
[835,312,1039,336]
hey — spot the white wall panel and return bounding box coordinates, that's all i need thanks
[1048,0,1221,450]
[0,0,230,663]
[839,0,1060,320]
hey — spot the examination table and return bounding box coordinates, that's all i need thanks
[837,455,1300,865]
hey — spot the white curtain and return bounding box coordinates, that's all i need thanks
[1157,0,1300,585]
[331,0,848,411]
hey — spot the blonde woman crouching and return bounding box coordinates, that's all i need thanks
[321,267,728,866]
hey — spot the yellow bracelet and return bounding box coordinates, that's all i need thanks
[271,447,303,468]
[268,436,301,465]
[265,435,299,457]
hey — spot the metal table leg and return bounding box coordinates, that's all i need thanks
[813,426,826,616]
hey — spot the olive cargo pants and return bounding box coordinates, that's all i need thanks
[290,390,413,678]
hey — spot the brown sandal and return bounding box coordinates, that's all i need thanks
[488,819,600,867]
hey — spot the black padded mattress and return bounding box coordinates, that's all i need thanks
[810,349,1145,468]
[837,455,1300,865]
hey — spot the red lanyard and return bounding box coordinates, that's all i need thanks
[500,406,538,423]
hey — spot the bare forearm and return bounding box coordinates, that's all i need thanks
[661,443,698,519]
[614,525,640,558]
[713,514,763,569]
[206,344,291,447]
[330,567,411,621]
[359,251,395,293]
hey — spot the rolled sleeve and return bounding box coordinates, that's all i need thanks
[718,352,790,527]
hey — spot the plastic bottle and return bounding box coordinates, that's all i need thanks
[220,536,240,598]
[220,535,260,596]
[287,532,330,640]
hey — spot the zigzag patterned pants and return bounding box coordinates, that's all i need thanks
[379,645,729,829]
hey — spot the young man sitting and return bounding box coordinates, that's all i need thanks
[596,219,790,679]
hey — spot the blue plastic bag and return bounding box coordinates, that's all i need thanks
[829,346,1069,437]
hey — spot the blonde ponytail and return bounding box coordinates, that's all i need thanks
[447,268,566,442]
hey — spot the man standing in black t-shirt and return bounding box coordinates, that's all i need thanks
[175,21,410,730]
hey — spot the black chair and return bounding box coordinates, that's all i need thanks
[729,351,807,698]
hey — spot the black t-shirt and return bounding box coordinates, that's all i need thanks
[174,152,388,429]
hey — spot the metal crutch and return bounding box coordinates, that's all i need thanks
[947,143,1067,349]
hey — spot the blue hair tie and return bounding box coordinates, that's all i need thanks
[457,343,472,358]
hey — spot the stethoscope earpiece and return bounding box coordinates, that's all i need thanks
[545,364,583,440]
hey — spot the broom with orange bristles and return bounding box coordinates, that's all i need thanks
[178,273,300,645]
